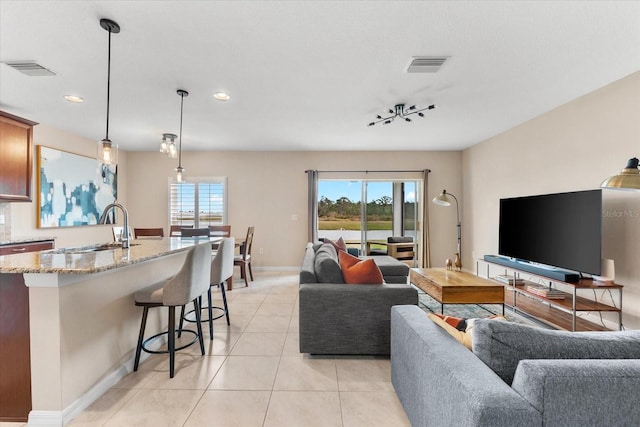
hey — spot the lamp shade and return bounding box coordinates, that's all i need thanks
[168,141,177,158]
[601,158,640,190]
[175,166,185,183]
[97,139,117,165]
[432,192,452,206]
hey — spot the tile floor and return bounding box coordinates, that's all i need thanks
[3,271,410,427]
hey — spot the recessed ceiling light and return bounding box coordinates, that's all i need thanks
[213,92,230,101]
[64,95,84,103]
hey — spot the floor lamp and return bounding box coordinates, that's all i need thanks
[432,189,461,260]
[601,157,640,190]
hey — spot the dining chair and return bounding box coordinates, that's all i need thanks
[234,226,255,288]
[181,228,210,237]
[134,227,164,239]
[170,225,192,237]
[179,237,234,339]
[133,243,211,378]
[209,225,231,250]
[209,225,231,238]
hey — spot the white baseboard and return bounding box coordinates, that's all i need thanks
[61,365,130,424]
[253,266,299,272]
[27,411,63,427]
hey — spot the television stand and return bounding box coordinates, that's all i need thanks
[483,255,579,282]
[478,256,623,331]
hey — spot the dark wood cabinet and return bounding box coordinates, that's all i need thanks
[0,239,54,422]
[0,111,38,202]
[0,240,54,256]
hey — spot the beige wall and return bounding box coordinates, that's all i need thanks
[6,125,462,269]
[8,123,129,248]
[125,150,462,269]
[463,71,640,329]
[11,73,637,330]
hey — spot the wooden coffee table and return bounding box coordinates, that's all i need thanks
[410,268,504,314]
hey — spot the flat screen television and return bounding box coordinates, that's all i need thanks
[498,189,602,276]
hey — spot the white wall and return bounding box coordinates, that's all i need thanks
[463,71,640,329]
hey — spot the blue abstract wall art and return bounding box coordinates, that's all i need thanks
[37,146,117,228]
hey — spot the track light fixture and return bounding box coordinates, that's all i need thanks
[368,103,435,126]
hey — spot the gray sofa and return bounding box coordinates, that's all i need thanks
[391,305,640,427]
[299,242,418,355]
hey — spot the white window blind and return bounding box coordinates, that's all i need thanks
[169,177,227,228]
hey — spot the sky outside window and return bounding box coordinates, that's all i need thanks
[318,181,416,202]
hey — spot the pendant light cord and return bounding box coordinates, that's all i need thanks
[105,27,112,140]
[178,92,184,168]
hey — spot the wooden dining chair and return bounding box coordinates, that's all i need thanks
[181,228,210,237]
[209,225,231,238]
[234,226,255,288]
[134,227,164,239]
[208,225,231,250]
[170,225,192,237]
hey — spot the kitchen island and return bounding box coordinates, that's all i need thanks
[0,237,215,426]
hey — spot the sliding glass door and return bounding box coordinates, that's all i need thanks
[317,180,363,253]
[317,179,419,258]
[363,181,393,254]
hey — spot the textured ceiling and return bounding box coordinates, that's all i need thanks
[1,1,639,152]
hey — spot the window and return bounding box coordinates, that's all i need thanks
[169,177,227,228]
[317,179,420,255]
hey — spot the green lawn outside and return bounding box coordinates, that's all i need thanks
[319,220,391,231]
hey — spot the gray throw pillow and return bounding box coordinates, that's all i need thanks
[472,319,640,385]
[314,243,344,284]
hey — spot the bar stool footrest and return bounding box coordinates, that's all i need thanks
[141,329,199,354]
[183,306,227,323]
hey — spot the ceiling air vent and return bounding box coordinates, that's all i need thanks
[3,61,56,76]
[405,56,449,73]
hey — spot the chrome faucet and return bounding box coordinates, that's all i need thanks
[99,202,130,249]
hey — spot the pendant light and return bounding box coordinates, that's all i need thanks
[97,18,120,165]
[175,89,189,183]
[160,133,177,158]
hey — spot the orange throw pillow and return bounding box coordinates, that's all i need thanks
[338,251,384,284]
[427,314,473,350]
[431,313,467,330]
[322,237,347,253]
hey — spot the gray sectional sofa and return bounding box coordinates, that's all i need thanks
[391,305,640,427]
[299,242,418,355]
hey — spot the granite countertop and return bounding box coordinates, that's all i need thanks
[0,237,217,274]
[0,236,57,246]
